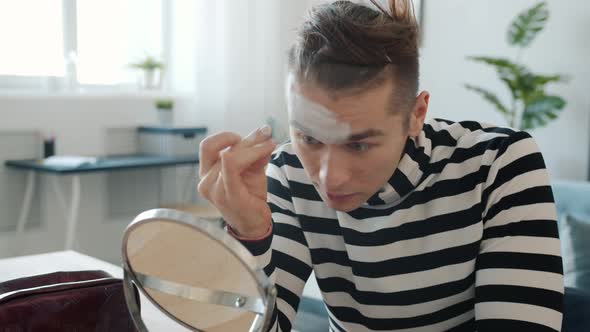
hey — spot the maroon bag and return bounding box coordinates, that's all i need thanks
[0,270,138,332]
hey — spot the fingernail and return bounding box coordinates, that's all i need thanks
[259,125,272,137]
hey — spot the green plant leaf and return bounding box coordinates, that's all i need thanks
[467,56,530,100]
[517,73,566,104]
[464,84,511,115]
[130,56,163,70]
[467,56,528,80]
[531,74,566,86]
[508,2,549,47]
[155,98,174,110]
[521,94,565,130]
[466,2,568,130]
[499,77,519,100]
[467,56,521,71]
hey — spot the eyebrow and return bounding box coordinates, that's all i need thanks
[289,120,312,136]
[347,129,385,141]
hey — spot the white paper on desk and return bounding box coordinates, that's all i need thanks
[43,155,98,168]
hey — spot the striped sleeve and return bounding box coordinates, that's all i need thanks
[236,152,313,332]
[476,131,564,331]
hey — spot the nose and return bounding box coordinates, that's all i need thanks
[319,148,350,192]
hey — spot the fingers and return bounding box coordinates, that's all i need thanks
[199,132,241,178]
[210,169,227,207]
[197,125,275,209]
[199,125,273,177]
[236,125,273,148]
[250,153,273,171]
[198,140,275,208]
[221,140,276,201]
[197,162,221,201]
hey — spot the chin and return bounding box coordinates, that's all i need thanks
[331,205,358,213]
[323,197,364,212]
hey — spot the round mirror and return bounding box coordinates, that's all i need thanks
[121,208,276,332]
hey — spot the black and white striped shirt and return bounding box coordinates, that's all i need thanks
[239,118,564,331]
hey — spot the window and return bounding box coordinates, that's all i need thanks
[0,0,164,89]
[76,0,162,85]
[0,0,64,77]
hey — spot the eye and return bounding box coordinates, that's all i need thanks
[346,142,370,152]
[300,134,322,145]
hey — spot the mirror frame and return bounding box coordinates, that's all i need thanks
[121,208,276,332]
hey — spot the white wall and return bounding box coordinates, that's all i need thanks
[0,93,202,152]
[420,0,590,180]
[0,93,206,262]
[183,0,314,137]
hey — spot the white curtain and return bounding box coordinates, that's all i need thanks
[168,0,313,136]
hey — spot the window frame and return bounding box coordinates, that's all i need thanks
[0,0,170,92]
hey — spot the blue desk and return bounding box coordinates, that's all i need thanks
[5,154,199,174]
[5,154,199,250]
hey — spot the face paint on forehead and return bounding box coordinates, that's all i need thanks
[286,75,352,145]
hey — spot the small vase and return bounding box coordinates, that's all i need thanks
[138,69,161,90]
[157,110,173,126]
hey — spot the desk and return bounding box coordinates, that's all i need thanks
[5,155,199,250]
[0,250,188,331]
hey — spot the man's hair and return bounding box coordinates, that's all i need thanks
[288,0,420,113]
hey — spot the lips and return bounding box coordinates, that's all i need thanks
[327,192,356,201]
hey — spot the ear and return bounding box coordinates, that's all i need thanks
[408,91,430,137]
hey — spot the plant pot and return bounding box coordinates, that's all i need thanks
[157,110,173,126]
[138,69,162,90]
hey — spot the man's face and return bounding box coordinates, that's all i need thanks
[289,78,429,212]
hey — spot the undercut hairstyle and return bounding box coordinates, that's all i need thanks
[288,0,420,115]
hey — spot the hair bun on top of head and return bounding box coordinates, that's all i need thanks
[302,0,419,67]
[314,0,417,25]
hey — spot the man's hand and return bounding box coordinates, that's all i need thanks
[197,126,276,238]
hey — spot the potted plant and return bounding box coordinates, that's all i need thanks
[130,55,164,90]
[155,98,174,126]
[464,2,568,130]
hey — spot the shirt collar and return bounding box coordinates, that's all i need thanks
[362,130,432,207]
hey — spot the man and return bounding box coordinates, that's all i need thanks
[198,0,564,331]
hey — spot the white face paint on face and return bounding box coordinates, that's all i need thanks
[286,75,351,145]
